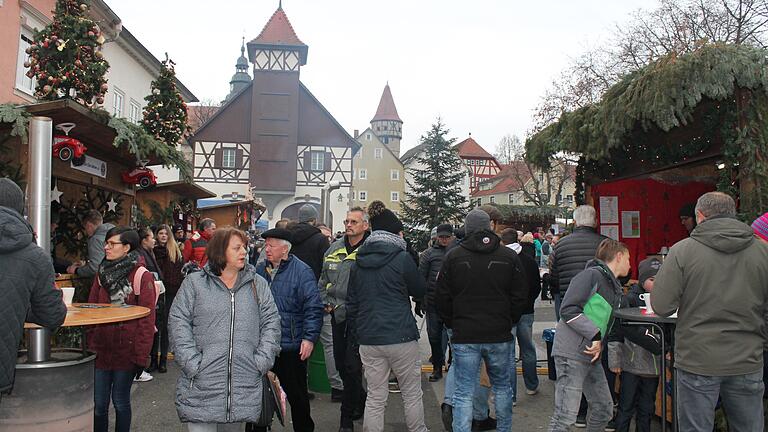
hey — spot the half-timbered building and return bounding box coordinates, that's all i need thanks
[454,136,502,192]
[189,5,359,231]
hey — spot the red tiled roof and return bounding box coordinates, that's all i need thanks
[371,84,402,122]
[455,136,495,159]
[250,7,306,47]
[471,162,531,197]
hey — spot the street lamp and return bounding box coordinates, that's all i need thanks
[320,180,341,227]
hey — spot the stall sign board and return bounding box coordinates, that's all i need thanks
[621,211,641,238]
[599,196,619,224]
[601,225,620,240]
[72,155,107,178]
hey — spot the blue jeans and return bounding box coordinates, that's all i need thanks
[553,293,562,322]
[443,330,490,420]
[513,314,539,394]
[676,368,764,432]
[452,342,513,432]
[94,368,134,432]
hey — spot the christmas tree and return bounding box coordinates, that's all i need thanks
[26,0,109,105]
[142,55,190,146]
[401,119,469,249]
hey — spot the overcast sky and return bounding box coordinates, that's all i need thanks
[107,0,654,155]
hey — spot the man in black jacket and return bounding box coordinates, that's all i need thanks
[0,179,67,401]
[501,228,541,401]
[549,205,606,321]
[436,209,528,432]
[419,223,454,382]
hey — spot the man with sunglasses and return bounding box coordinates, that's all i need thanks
[319,207,370,432]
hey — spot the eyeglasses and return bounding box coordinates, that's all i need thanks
[105,241,125,248]
[344,220,362,226]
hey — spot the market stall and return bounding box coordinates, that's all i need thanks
[135,180,215,231]
[198,199,266,231]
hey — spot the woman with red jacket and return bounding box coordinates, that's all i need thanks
[88,226,156,432]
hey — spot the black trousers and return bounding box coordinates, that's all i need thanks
[614,372,657,432]
[331,316,365,428]
[271,351,314,432]
[150,293,174,365]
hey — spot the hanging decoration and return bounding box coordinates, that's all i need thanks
[26,0,110,106]
[52,122,87,165]
[50,182,63,203]
[121,165,157,189]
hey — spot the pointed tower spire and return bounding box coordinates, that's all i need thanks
[225,37,252,102]
[247,4,308,68]
[370,83,403,157]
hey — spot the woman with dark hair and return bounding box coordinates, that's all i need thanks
[170,227,281,431]
[152,224,183,373]
[136,227,163,379]
[87,226,157,432]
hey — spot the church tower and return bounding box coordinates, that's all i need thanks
[224,37,251,102]
[370,83,403,157]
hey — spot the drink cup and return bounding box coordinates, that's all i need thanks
[639,293,653,313]
[62,287,75,306]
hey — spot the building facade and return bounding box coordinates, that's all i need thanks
[400,142,471,204]
[454,136,502,192]
[471,162,577,208]
[351,127,405,213]
[189,5,358,232]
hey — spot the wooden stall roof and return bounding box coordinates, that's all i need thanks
[199,199,266,212]
[23,99,159,165]
[151,181,216,200]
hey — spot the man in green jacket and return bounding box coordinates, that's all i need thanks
[319,207,369,432]
[652,192,768,432]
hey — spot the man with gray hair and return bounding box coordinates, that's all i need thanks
[652,192,768,431]
[67,209,115,279]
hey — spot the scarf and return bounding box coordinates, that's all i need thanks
[98,250,139,305]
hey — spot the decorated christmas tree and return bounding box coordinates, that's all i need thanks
[25,0,109,105]
[401,119,469,249]
[142,55,190,146]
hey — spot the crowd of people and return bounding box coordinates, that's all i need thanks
[3,173,768,432]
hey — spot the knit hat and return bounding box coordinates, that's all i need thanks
[0,178,24,215]
[465,209,491,235]
[430,227,437,239]
[678,203,696,218]
[298,204,319,223]
[638,257,662,288]
[752,212,768,242]
[368,200,403,234]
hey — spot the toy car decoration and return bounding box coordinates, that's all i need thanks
[122,166,157,189]
[53,123,87,166]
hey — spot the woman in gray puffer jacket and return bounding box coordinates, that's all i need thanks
[170,227,281,431]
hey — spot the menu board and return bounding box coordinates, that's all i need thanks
[599,196,619,224]
[621,211,641,238]
[600,225,619,240]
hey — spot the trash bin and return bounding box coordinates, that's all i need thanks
[542,328,557,381]
[307,340,331,393]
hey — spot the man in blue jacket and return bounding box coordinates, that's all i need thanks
[255,228,323,432]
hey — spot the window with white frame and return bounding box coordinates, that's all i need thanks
[311,151,325,171]
[366,133,371,140]
[15,29,35,94]
[390,169,399,180]
[374,148,383,159]
[112,88,124,117]
[359,169,367,180]
[129,101,141,124]
[391,191,400,202]
[222,148,237,168]
[358,191,367,201]
[508,193,515,204]
[490,196,495,204]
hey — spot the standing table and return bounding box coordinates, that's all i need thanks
[0,303,150,432]
[613,307,677,432]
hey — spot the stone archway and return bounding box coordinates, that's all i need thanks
[281,202,320,223]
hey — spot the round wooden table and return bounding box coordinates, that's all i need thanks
[25,303,150,329]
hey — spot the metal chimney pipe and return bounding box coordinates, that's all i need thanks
[28,116,53,253]
[26,116,53,363]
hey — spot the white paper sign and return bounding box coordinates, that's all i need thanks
[621,211,641,238]
[72,155,107,178]
[600,225,619,240]
[599,196,619,224]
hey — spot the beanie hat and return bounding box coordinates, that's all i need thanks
[430,227,437,239]
[679,203,696,218]
[465,209,491,235]
[0,178,24,215]
[752,212,768,242]
[298,204,319,223]
[368,200,403,234]
[638,257,662,288]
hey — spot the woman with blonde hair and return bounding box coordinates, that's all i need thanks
[520,232,536,260]
[151,223,184,373]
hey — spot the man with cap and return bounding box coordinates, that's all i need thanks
[653,192,768,431]
[286,203,340,399]
[419,223,454,382]
[0,178,67,401]
[679,202,697,235]
[172,224,186,251]
[254,228,323,432]
[346,200,427,432]
[436,209,528,432]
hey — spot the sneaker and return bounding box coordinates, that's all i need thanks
[471,417,497,431]
[604,419,616,431]
[526,387,539,395]
[574,414,587,428]
[388,378,401,393]
[134,371,153,382]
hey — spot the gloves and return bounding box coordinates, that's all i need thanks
[414,301,424,318]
